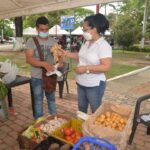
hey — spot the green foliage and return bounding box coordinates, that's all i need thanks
[0,81,8,100]
[113,14,141,49]
[110,0,150,49]
[0,19,14,38]
[23,8,94,29]
[128,46,140,52]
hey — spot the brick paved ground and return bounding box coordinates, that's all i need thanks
[0,68,150,150]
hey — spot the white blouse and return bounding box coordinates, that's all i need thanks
[76,37,112,87]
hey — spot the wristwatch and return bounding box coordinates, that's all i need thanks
[86,67,90,74]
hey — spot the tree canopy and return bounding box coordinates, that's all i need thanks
[111,0,150,49]
[23,8,94,29]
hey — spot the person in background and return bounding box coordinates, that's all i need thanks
[25,16,57,118]
[58,35,67,49]
[62,13,112,113]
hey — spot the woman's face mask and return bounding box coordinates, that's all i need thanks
[83,32,92,41]
[38,32,49,38]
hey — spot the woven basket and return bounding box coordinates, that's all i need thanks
[18,127,37,150]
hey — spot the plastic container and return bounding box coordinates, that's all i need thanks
[51,118,83,145]
[73,136,117,150]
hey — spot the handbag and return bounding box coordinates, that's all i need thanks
[33,37,57,93]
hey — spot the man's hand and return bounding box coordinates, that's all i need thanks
[42,62,55,72]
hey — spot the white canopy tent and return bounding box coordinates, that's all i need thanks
[71,26,83,35]
[1,0,122,50]
[23,27,38,36]
[49,25,69,36]
[0,0,123,19]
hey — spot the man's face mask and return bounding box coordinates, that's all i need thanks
[83,32,92,41]
[39,32,49,38]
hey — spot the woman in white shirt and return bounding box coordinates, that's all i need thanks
[63,13,112,113]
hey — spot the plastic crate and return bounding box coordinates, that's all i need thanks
[51,118,83,145]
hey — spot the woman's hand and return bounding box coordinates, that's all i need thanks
[75,66,86,74]
[60,49,68,56]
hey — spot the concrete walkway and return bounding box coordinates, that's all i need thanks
[0,67,150,150]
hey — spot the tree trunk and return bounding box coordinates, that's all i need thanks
[14,17,24,51]
[141,0,148,49]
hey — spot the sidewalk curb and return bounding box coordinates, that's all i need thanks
[107,66,150,82]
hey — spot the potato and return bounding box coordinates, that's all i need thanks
[94,111,128,131]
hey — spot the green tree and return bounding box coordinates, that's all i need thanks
[113,14,141,49]
[119,0,150,45]
[23,8,94,29]
[0,19,13,39]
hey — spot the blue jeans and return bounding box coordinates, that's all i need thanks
[77,81,106,113]
[31,77,56,119]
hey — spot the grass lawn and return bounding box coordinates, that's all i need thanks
[0,50,148,79]
[67,59,140,80]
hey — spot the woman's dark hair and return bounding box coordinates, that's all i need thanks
[84,13,109,34]
[36,16,49,27]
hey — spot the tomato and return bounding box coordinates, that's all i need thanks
[63,128,72,136]
[63,127,75,136]
[69,127,75,134]
[64,135,74,143]
[71,133,75,138]
[64,135,72,141]
[75,131,83,137]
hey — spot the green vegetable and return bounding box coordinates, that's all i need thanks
[35,116,45,124]
[22,125,35,139]
[0,81,8,100]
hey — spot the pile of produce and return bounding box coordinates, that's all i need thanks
[62,127,83,144]
[94,111,128,131]
[39,116,67,134]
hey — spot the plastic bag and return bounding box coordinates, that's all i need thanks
[2,64,19,84]
[0,59,12,73]
[46,63,62,78]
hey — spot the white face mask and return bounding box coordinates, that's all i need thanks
[38,32,49,38]
[83,32,92,41]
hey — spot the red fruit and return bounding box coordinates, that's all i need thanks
[63,128,72,136]
[69,127,75,133]
[64,135,72,141]
[75,131,83,137]
[64,136,74,143]
[63,127,75,136]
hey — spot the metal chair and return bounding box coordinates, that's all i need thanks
[128,94,150,144]
[57,62,69,98]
